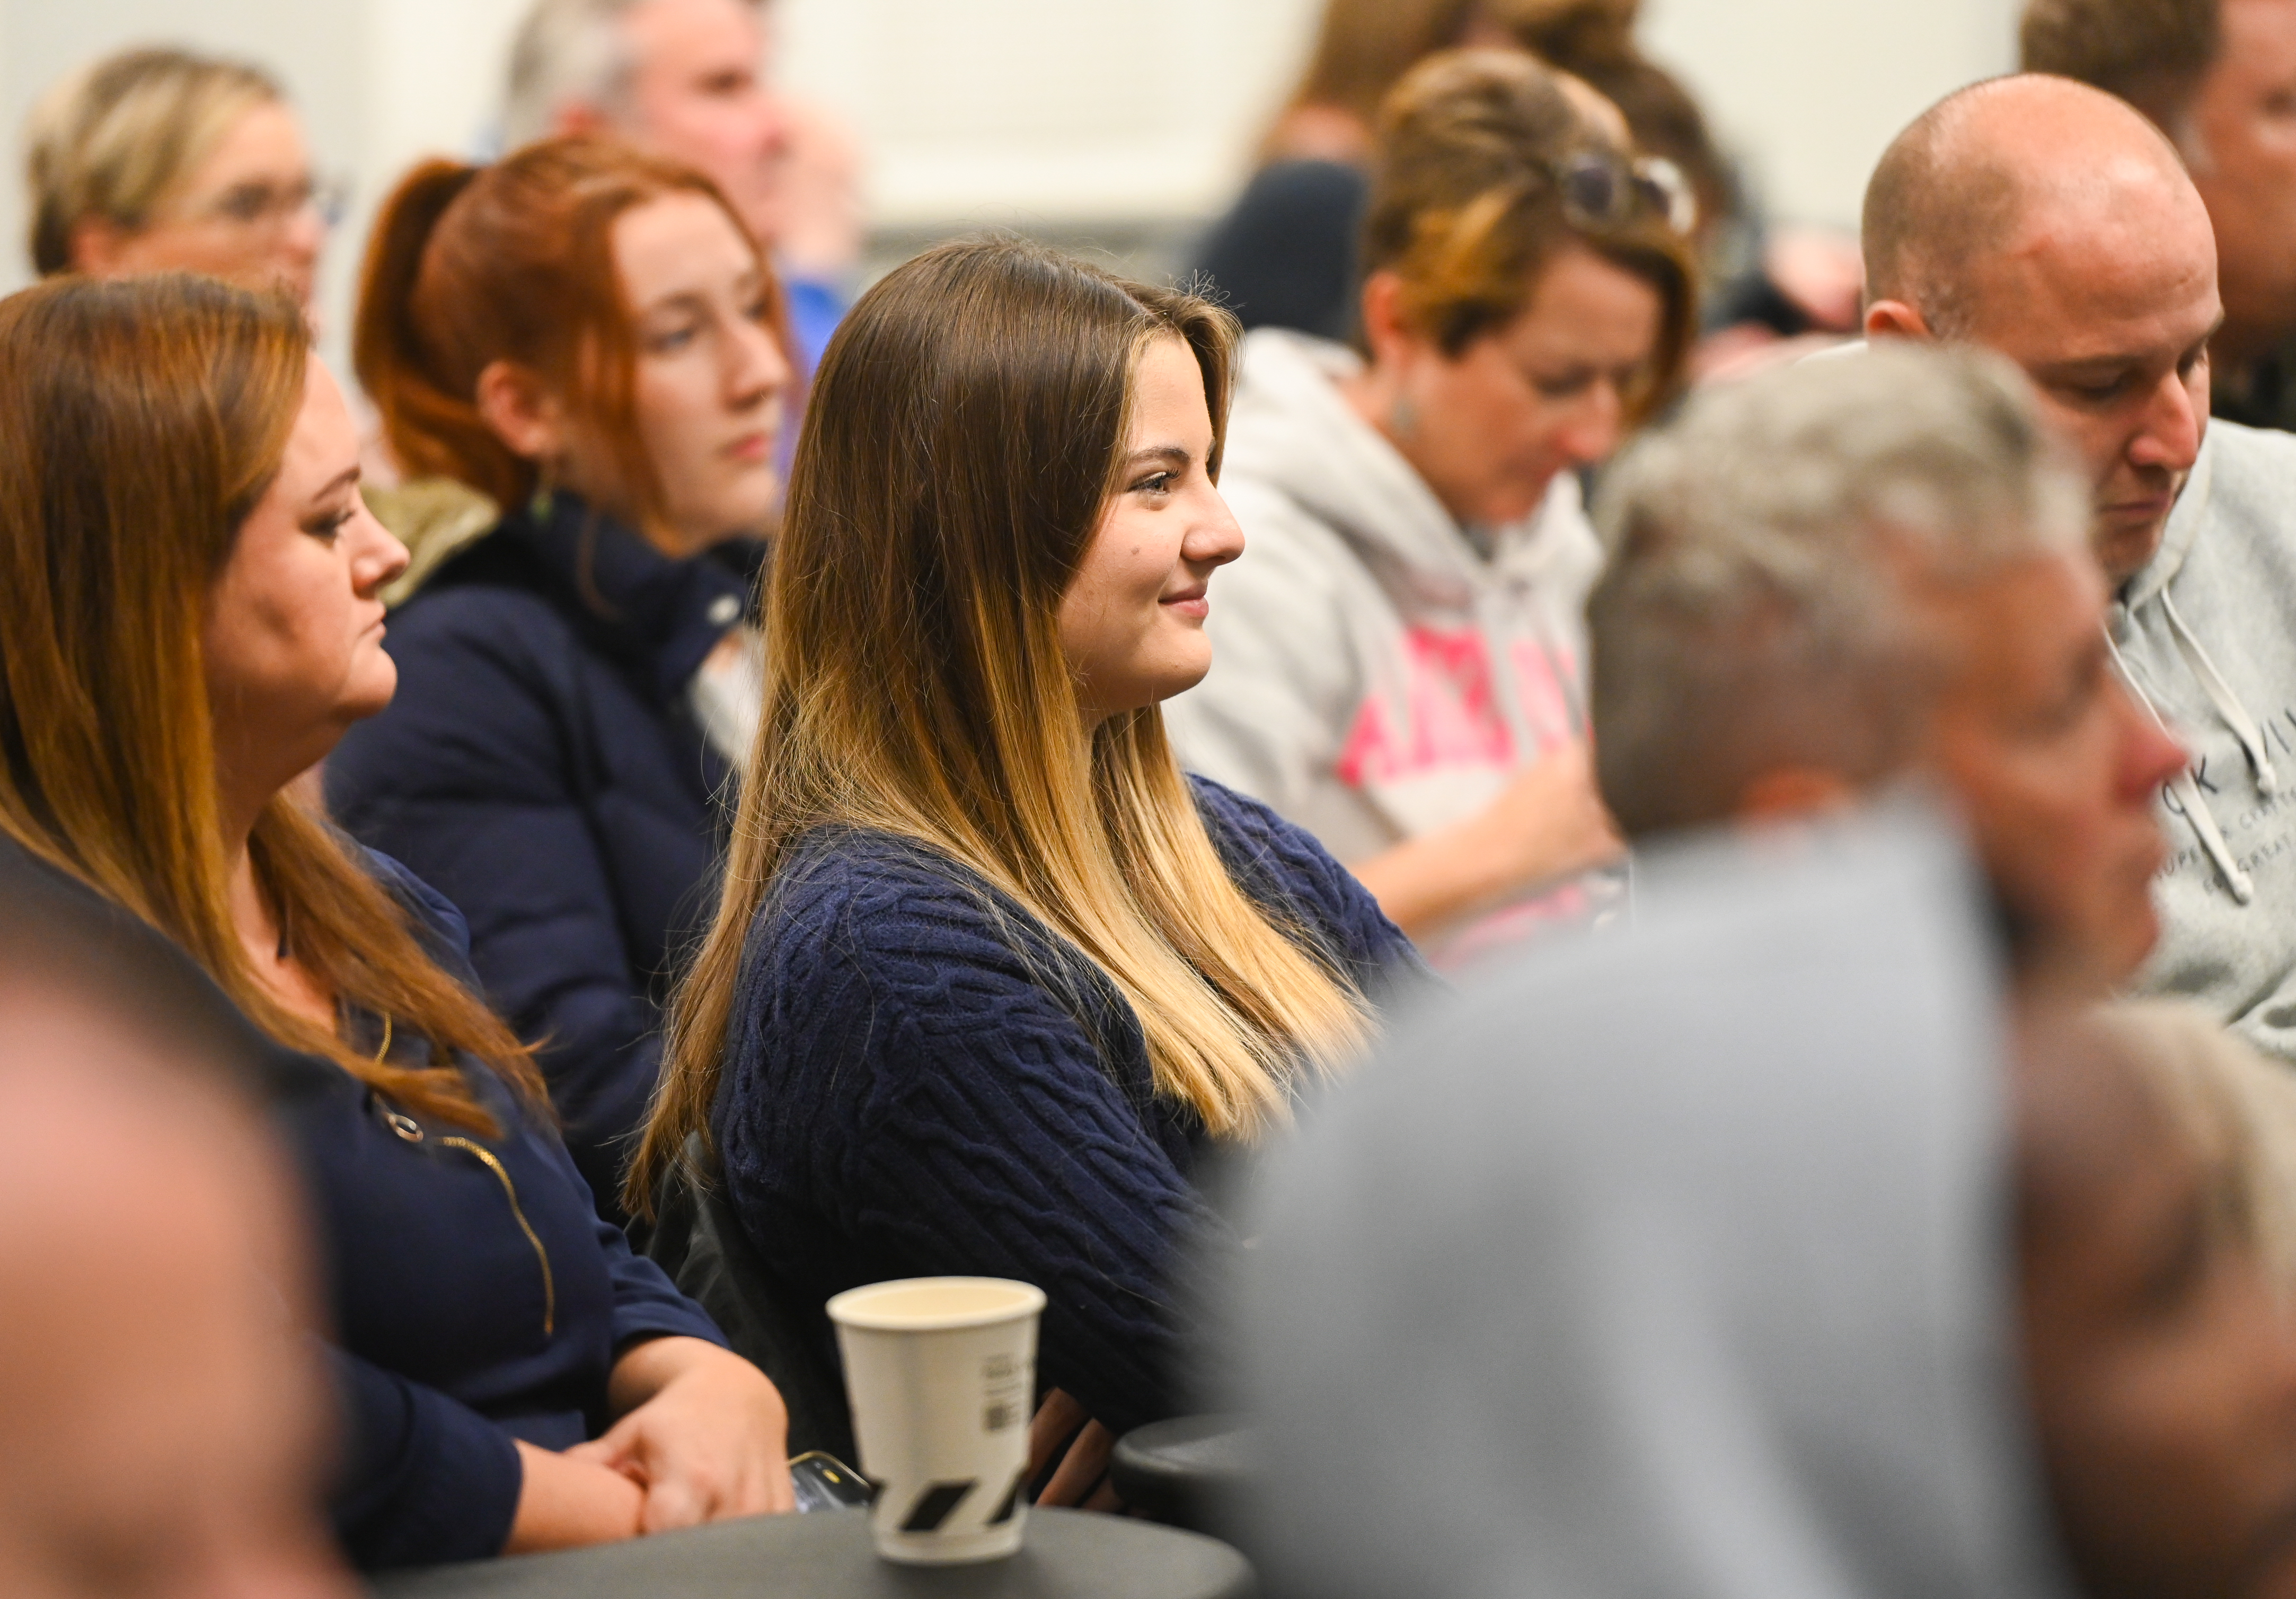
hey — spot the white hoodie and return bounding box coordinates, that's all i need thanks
[1164,328,1608,958]
[2114,419,2296,1062]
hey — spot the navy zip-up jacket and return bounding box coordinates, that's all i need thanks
[0,834,726,1569]
[329,494,761,1211]
[319,853,726,1567]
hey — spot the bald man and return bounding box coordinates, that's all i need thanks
[1864,73,2296,1066]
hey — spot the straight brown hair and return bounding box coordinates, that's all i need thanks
[0,274,540,1131]
[628,238,1373,1214]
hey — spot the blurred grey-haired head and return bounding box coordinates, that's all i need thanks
[1587,342,2088,840]
[504,0,763,150]
[504,0,640,150]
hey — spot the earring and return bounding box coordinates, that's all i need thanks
[528,463,557,524]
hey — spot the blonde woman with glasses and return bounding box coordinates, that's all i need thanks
[24,46,338,310]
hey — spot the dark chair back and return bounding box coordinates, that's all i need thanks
[644,1139,857,1462]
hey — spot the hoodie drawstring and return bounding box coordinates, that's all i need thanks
[2107,629,2255,906]
[2162,589,2280,790]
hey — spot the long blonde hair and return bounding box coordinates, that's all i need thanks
[629,239,1372,1213]
[0,275,541,1133]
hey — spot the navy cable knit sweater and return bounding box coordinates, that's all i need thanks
[712,776,1421,1437]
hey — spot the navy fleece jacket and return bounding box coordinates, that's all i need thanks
[329,495,760,1212]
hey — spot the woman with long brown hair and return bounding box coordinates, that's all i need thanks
[1164,49,1697,962]
[326,137,793,1213]
[0,273,791,1569]
[629,238,1424,1490]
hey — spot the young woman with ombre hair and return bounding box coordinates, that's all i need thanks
[630,238,1426,1501]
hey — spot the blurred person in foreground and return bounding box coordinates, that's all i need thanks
[329,138,793,1214]
[23,46,332,312]
[0,851,346,1599]
[1164,49,1695,962]
[2098,998,2296,1301]
[503,0,856,375]
[1589,345,2184,1001]
[1861,76,2296,1053]
[2022,0,2296,434]
[628,236,1427,1500]
[0,272,792,1570]
[1233,800,2296,1599]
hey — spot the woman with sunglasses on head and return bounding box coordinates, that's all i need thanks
[24,46,333,310]
[629,238,1426,1491]
[0,274,792,1570]
[325,139,793,1215]
[1164,49,1695,962]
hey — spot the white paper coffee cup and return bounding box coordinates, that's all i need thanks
[827,1276,1047,1564]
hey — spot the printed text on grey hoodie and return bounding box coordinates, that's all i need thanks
[2117,419,2296,1061]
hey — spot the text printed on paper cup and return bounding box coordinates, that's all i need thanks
[983,1354,1027,1433]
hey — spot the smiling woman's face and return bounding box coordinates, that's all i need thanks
[1056,336,1245,722]
[202,355,408,800]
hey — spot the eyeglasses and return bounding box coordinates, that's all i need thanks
[1553,151,1698,238]
[184,174,349,233]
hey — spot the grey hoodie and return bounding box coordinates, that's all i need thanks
[2116,419,2296,1060]
[1164,328,1606,958]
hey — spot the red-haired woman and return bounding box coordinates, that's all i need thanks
[0,273,792,1569]
[326,138,793,1213]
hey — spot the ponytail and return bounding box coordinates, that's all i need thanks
[354,160,534,507]
[349,137,782,536]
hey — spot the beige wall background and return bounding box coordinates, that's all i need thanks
[0,0,2018,373]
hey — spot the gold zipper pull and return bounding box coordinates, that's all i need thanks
[439,1136,557,1339]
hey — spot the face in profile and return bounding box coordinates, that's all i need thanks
[1917,548,2186,994]
[2018,1014,2296,1599]
[1056,336,1246,721]
[77,99,327,310]
[621,0,788,247]
[1379,244,1662,529]
[0,980,345,1599]
[202,355,408,793]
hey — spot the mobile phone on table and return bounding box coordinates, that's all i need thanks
[789,1450,874,1513]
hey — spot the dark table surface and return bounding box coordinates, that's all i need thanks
[367,1506,1255,1599]
[1111,1415,1254,1535]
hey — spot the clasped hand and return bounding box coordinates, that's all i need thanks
[509,1336,794,1551]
